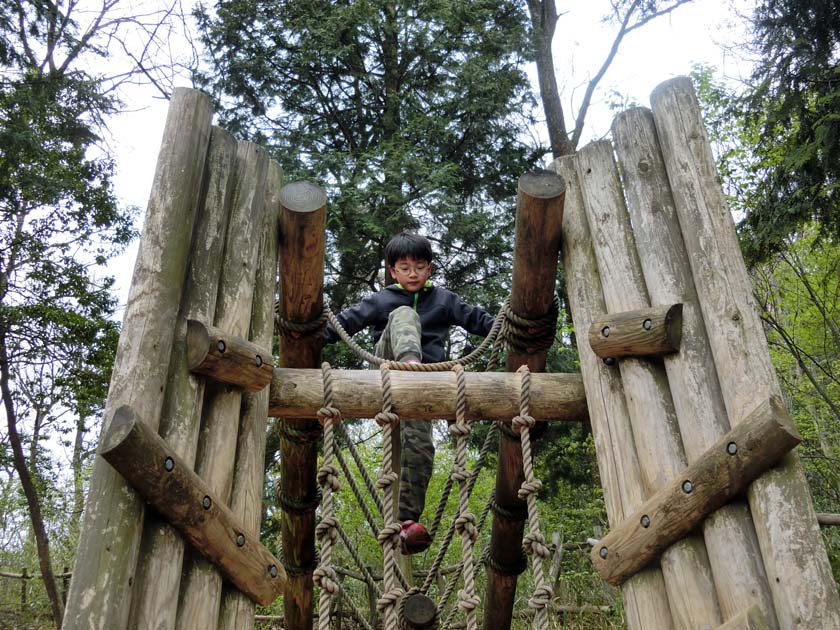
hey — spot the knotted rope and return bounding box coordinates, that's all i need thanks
[513,365,553,629]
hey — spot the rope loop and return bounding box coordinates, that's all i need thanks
[317,464,341,492]
[377,588,405,612]
[512,413,536,433]
[522,532,551,559]
[375,410,399,428]
[274,307,329,338]
[317,405,341,427]
[454,512,478,541]
[313,565,339,594]
[375,470,398,491]
[377,521,402,545]
[527,584,554,610]
[457,589,481,612]
[517,478,543,500]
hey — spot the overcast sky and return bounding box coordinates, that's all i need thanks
[102,0,754,306]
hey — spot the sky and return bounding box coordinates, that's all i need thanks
[102,0,755,308]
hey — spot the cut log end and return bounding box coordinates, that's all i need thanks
[518,169,566,200]
[99,405,137,455]
[279,181,327,214]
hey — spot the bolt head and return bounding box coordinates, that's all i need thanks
[236,534,245,547]
[727,442,738,455]
[202,495,212,510]
[268,565,278,578]
[643,319,652,330]
[640,515,651,528]
[164,457,175,472]
[601,326,610,338]
[255,354,263,367]
[217,339,226,353]
[603,357,616,366]
[599,547,608,559]
[682,480,694,494]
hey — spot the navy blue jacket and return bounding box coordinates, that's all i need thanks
[324,284,494,363]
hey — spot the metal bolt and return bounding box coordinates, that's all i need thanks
[164,457,175,472]
[599,547,608,559]
[217,339,226,353]
[202,495,212,510]
[268,565,278,578]
[727,441,738,456]
[643,319,652,330]
[602,326,610,337]
[236,534,245,547]
[255,354,263,367]
[682,480,694,494]
[603,357,616,366]
[640,514,651,528]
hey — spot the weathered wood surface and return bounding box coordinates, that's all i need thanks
[817,513,840,527]
[651,77,840,628]
[269,368,588,421]
[177,140,270,628]
[276,181,327,630]
[576,140,722,628]
[128,125,239,629]
[612,105,778,626]
[484,170,565,630]
[64,89,214,630]
[592,396,800,586]
[588,304,682,359]
[219,159,283,630]
[99,406,285,606]
[187,319,274,392]
[554,155,673,630]
[716,605,770,630]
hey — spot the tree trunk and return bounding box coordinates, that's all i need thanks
[0,333,64,627]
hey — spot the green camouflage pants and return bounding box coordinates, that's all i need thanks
[375,306,434,522]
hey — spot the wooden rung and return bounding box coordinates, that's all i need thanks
[715,605,770,630]
[268,368,589,422]
[591,395,800,586]
[187,319,274,392]
[588,304,682,360]
[99,405,285,606]
[817,513,840,527]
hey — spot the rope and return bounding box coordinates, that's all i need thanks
[314,363,342,630]
[274,305,329,338]
[375,364,404,630]
[449,365,480,630]
[513,365,553,629]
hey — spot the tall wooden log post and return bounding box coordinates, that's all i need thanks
[128,126,239,628]
[177,141,270,627]
[651,77,840,628]
[576,140,723,628]
[64,89,214,630]
[276,182,327,630]
[554,156,674,630]
[482,170,564,630]
[218,159,283,630]
[612,107,778,627]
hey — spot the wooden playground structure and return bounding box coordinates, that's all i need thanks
[62,78,840,629]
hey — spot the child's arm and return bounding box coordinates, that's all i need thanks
[323,293,382,345]
[451,293,495,338]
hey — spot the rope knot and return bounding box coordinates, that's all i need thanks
[523,531,550,559]
[376,587,405,612]
[528,584,554,609]
[454,512,478,540]
[375,470,398,490]
[317,405,341,427]
[449,422,470,437]
[512,414,536,433]
[375,410,399,428]
[457,589,481,612]
[517,478,542,500]
[317,464,341,491]
[315,515,339,543]
[377,521,401,545]
[313,565,339,594]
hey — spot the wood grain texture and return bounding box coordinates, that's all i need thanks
[651,77,840,628]
[588,304,682,359]
[484,169,565,630]
[218,159,283,630]
[553,156,673,630]
[716,605,770,630]
[276,181,327,630]
[612,105,779,627]
[128,125,239,630]
[269,368,587,421]
[591,396,800,586]
[187,319,274,392]
[64,88,214,630]
[100,406,285,606]
[177,140,269,629]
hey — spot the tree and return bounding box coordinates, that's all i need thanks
[735,0,840,261]
[0,1,189,625]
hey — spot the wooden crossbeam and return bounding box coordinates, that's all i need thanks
[591,396,801,586]
[268,368,588,422]
[588,304,682,360]
[186,319,274,392]
[99,405,285,606]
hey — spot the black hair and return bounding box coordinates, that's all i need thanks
[384,232,433,266]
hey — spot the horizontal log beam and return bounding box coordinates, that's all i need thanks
[591,396,800,586]
[817,513,840,527]
[187,319,274,392]
[588,304,682,359]
[268,368,588,422]
[99,405,285,606]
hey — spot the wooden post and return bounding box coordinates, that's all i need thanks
[402,592,437,629]
[554,155,674,630]
[611,106,779,626]
[219,159,284,630]
[651,77,840,628]
[483,170,564,630]
[269,368,588,421]
[64,88,214,630]
[127,125,239,629]
[577,139,724,627]
[177,140,270,627]
[276,181,327,630]
[20,568,27,621]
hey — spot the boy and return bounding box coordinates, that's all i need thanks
[324,232,495,554]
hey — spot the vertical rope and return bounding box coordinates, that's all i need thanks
[375,363,403,630]
[450,364,480,630]
[513,365,553,629]
[314,362,341,630]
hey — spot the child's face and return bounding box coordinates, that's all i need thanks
[389,256,432,293]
